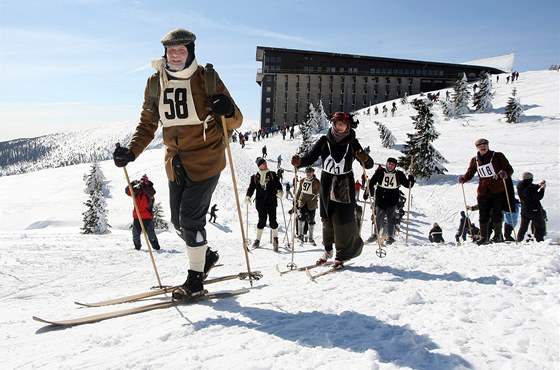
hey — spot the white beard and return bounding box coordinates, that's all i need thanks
[166,61,186,71]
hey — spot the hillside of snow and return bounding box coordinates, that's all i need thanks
[1,70,558,369]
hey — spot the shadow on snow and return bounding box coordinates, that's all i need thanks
[193,299,473,370]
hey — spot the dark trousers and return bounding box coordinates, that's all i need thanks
[517,210,546,242]
[132,218,158,247]
[322,204,363,262]
[169,156,220,247]
[256,202,279,229]
[477,192,505,240]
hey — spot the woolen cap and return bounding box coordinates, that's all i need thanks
[387,157,398,164]
[256,157,267,167]
[521,172,533,180]
[475,138,489,146]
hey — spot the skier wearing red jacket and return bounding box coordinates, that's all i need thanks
[125,174,161,251]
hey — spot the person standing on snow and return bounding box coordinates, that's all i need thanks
[291,112,373,267]
[366,157,415,245]
[458,138,514,245]
[516,172,547,242]
[245,157,284,252]
[209,204,218,223]
[112,28,243,300]
[126,174,161,251]
[295,167,321,245]
[455,211,470,244]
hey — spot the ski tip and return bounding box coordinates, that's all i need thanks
[305,268,316,281]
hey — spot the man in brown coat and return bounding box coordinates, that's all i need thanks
[113,28,243,299]
[458,138,513,245]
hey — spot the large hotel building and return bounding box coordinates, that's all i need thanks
[256,46,504,128]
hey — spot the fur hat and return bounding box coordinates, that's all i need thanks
[521,172,533,180]
[256,157,267,167]
[160,28,196,47]
[475,138,489,146]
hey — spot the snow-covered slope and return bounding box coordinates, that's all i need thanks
[1,70,558,369]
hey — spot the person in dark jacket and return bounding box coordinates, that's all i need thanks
[455,211,469,244]
[429,222,445,243]
[292,112,373,267]
[516,172,547,242]
[112,28,243,300]
[209,204,218,223]
[458,138,514,245]
[245,157,284,251]
[366,158,415,244]
[125,174,161,251]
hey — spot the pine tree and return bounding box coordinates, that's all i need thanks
[152,201,169,230]
[398,98,447,179]
[504,88,524,123]
[297,103,317,156]
[375,121,396,148]
[82,162,110,234]
[472,71,494,112]
[450,73,471,117]
[315,100,330,132]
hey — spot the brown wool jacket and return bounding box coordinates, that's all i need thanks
[128,65,243,181]
[463,150,514,195]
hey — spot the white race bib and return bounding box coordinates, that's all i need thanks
[476,162,496,178]
[380,172,398,189]
[159,79,202,127]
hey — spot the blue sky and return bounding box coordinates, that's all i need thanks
[0,0,558,141]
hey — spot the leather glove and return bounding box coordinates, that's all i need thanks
[458,175,466,184]
[244,196,252,205]
[113,146,135,167]
[291,155,301,168]
[363,192,368,201]
[208,94,234,117]
[498,170,508,179]
[377,164,384,171]
[355,150,368,163]
[408,175,415,187]
[276,190,284,199]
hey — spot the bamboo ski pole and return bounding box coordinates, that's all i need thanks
[279,197,289,251]
[205,62,253,284]
[502,177,518,244]
[245,203,249,244]
[460,183,476,241]
[219,118,253,285]
[116,143,164,289]
[405,157,414,245]
[289,168,299,269]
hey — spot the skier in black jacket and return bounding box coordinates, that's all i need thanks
[516,172,547,242]
[245,157,284,251]
[366,157,415,244]
[291,112,373,267]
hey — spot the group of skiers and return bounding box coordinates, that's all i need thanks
[112,27,548,301]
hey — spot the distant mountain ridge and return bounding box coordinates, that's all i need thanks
[0,122,163,177]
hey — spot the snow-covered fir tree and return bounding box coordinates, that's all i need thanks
[398,98,447,179]
[297,103,318,156]
[447,73,471,117]
[401,92,409,107]
[472,71,494,112]
[375,121,396,148]
[504,88,524,123]
[82,162,110,234]
[315,100,330,133]
[152,201,169,230]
